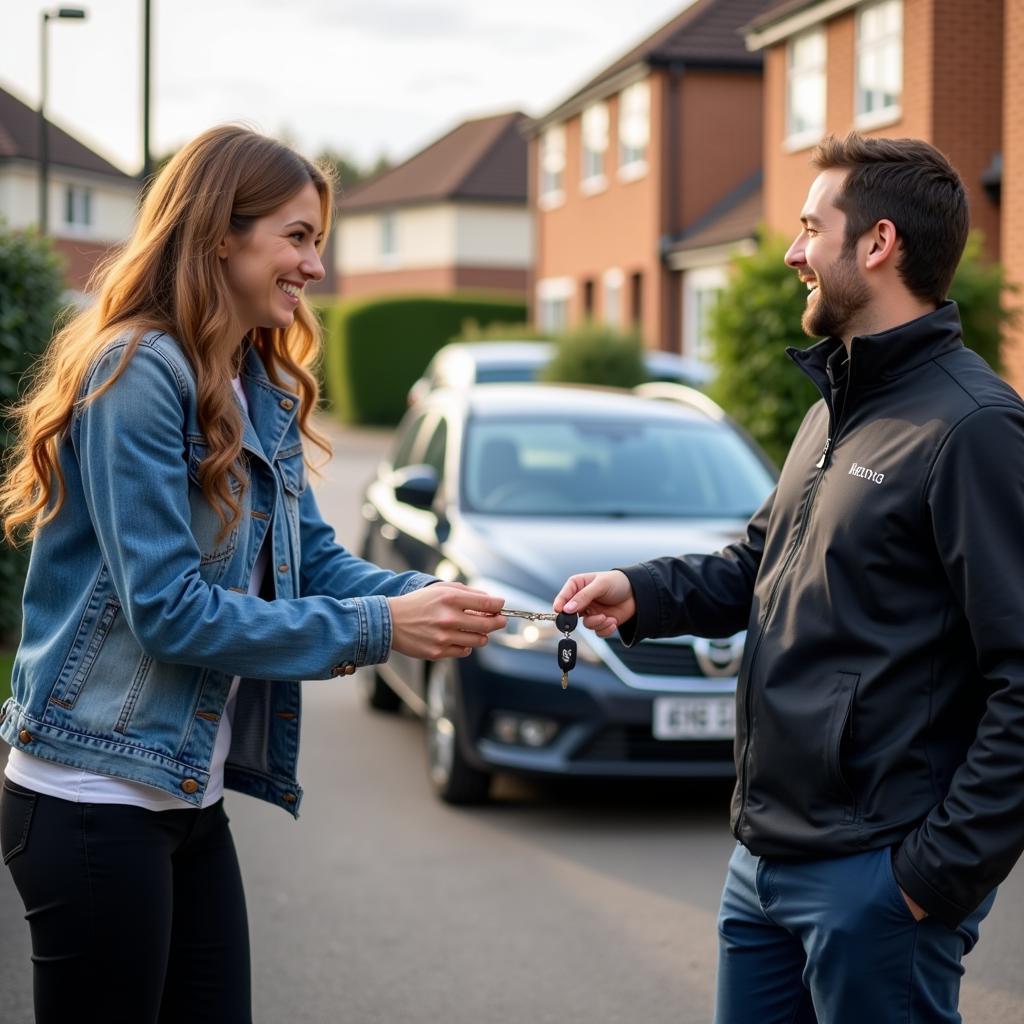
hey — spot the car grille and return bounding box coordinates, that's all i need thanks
[574,726,733,763]
[603,637,702,677]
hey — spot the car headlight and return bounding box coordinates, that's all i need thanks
[470,579,601,665]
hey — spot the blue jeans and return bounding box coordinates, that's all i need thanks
[715,843,995,1024]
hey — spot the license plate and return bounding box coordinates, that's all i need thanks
[652,696,735,740]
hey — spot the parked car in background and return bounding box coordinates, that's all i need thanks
[406,341,714,407]
[359,384,776,804]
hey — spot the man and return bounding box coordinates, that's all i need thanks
[554,133,1024,1023]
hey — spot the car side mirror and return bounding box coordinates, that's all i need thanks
[392,464,439,510]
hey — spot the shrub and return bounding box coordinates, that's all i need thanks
[708,231,1016,467]
[540,323,648,388]
[0,226,65,642]
[321,294,526,424]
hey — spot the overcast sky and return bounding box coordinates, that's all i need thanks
[1,0,693,175]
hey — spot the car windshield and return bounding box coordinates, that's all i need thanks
[475,364,543,383]
[462,416,774,517]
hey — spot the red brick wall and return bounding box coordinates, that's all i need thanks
[1002,0,1024,394]
[929,0,1003,260]
[337,265,527,299]
[675,70,763,232]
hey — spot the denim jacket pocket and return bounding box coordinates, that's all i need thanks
[185,438,240,581]
[48,595,121,709]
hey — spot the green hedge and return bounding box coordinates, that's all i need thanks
[321,294,527,425]
[708,230,1015,467]
[0,225,65,643]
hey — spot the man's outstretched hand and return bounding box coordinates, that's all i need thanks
[553,570,635,638]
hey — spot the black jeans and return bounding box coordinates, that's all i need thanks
[1,779,251,1024]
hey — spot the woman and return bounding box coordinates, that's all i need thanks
[0,125,506,1023]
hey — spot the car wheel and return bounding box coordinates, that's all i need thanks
[425,660,491,805]
[360,670,402,713]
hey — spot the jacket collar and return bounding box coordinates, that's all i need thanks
[237,343,301,464]
[788,300,965,393]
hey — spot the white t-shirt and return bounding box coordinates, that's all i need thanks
[5,377,268,810]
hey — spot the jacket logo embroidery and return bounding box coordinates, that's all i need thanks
[848,461,885,484]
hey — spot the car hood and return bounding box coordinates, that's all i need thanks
[454,514,748,603]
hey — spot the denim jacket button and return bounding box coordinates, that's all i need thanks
[279,398,294,411]
[282,792,297,803]
[18,729,32,744]
[277,563,289,574]
[180,779,199,795]
[331,663,356,677]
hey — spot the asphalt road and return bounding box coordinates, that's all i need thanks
[1,417,1022,1023]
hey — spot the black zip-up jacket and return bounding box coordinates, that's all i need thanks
[620,302,1024,928]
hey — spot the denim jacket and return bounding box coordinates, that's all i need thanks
[0,331,432,815]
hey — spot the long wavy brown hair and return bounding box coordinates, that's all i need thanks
[1,124,334,544]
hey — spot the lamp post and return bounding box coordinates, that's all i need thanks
[38,7,87,234]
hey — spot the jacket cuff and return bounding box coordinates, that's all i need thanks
[354,595,392,666]
[892,844,971,928]
[615,563,660,648]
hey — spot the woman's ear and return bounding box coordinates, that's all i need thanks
[216,236,230,261]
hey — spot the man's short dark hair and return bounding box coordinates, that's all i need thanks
[811,133,968,306]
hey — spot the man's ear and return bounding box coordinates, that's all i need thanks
[864,219,898,270]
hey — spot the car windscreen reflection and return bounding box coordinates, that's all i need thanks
[461,417,775,517]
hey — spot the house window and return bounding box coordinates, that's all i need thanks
[603,268,623,327]
[537,277,572,333]
[539,126,566,207]
[618,81,649,179]
[64,185,93,229]
[630,272,644,329]
[581,102,609,192]
[379,212,396,260]
[786,29,826,148]
[582,278,595,319]
[683,266,727,363]
[856,0,902,126]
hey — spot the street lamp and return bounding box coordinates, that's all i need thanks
[38,7,88,234]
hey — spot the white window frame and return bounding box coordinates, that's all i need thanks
[63,183,93,234]
[539,126,566,210]
[855,0,903,130]
[536,277,573,333]
[618,80,650,182]
[785,28,827,152]
[580,102,609,195]
[683,265,727,363]
[379,211,397,263]
[602,268,624,327]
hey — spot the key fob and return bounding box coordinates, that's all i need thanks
[557,637,577,672]
[555,611,578,634]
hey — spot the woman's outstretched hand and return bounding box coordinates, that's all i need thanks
[553,570,635,638]
[388,583,507,659]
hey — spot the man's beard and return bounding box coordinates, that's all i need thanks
[802,250,871,338]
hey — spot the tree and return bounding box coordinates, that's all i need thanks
[0,225,66,641]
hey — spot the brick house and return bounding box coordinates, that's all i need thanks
[0,86,138,294]
[529,0,775,360]
[1002,0,1024,392]
[744,0,1023,390]
[334,111,532,299]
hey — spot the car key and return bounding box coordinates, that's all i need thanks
[500,608,579,688]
